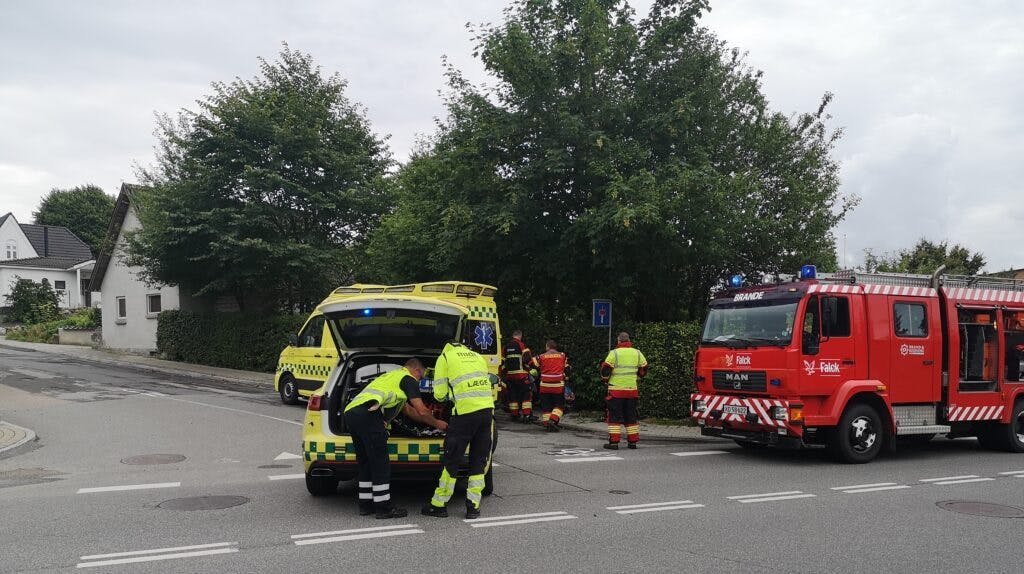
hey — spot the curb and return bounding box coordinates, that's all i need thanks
[0,421,38,460]
[0,342,273,390]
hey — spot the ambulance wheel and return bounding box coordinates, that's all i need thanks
[482,467,493,496]
[279,374,301,405]
[832,403,883,464]
[305,474,339,497]
[982,401,1024,453]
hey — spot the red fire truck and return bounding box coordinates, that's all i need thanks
[691,267,1024,463]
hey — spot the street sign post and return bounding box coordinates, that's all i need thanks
[593,299,612,349]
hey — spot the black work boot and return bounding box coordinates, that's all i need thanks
[421,504,448,518]
[627,442,638,449]
[358,502,374,516]
[603,442,619,450]
[465,502,481,520]
[375,505,408,519]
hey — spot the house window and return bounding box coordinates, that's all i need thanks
[4,240,15,260]
[147,294,162,316]
[116,297,127,324]
[54,280,66,291]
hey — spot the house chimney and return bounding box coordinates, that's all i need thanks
[43,226,49,256]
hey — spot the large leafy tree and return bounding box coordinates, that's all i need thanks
[128,46,392,311]
[369,0,854,322]
[32,185,115,255]
[863,239,986,276]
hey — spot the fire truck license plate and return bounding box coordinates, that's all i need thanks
[722,405,748,416]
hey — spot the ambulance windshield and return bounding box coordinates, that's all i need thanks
[701,299,799,348]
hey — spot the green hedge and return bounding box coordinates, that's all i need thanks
[157,311,306,372]
[503,318,702,419]
[5,307,101,344]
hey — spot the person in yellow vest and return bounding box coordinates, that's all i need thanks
[532,340,571,432]
[344,358,447,519]
[600,332,648,449]
[422,342,495,519]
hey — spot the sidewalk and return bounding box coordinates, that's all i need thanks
[0,339,274,388]
[0,420,37,459]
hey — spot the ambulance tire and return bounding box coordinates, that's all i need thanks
[981,400,1024,453]
[832,403,884,464]
[305,474,339,497]
[279,374,301,405]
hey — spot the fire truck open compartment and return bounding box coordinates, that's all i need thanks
[958,309,999,391]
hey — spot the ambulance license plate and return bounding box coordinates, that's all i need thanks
[722,405,748,416]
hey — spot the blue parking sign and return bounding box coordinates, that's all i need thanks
[592,300,612,327]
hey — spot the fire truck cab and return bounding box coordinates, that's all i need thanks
[691,267,1024,463]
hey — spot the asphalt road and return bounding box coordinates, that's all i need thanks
[2,344,1024,573]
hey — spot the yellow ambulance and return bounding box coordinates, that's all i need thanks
[285,281,502,495]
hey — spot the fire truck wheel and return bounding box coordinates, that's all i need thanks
[983,401,1024,453]
[833,403,884,464]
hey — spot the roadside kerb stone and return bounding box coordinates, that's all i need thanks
[0,421,38,459]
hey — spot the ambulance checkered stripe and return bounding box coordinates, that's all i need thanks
[468,306,497,319]
[690,393,789,427]
[304,440,444,462]
[943,287,1024,304]
[947,405,1005,422]
[808,284,938,297]
[277,362,333,378]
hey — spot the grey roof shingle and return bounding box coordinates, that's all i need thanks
[20,224,93,262]
[1,256,90,270]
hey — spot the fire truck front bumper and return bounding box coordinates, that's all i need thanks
[690,393,806,448]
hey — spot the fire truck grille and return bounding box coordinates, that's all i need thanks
[711,370,768,392]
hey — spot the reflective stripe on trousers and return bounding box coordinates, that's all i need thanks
[431,468,457,508]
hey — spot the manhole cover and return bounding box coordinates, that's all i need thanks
[158,496,249,511]
[609,490,631,495]
[121,454,187,465]
[937,501,1024,518]
[258,464,291,469]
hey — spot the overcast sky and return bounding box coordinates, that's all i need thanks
[1,1,1021,271]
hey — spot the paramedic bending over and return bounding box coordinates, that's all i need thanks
[343,358,447,519]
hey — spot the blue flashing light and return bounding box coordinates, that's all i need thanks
[362,308,373,316]
[770,378,782,387]
[729,274,744,289]
[799,264,817,280]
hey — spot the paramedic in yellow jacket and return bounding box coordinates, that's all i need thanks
[422,342,495,520]
[600,332,648,450]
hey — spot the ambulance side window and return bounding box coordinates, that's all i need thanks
[465,320,498,355]
[300,316,326,347]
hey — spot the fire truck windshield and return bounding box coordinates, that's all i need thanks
[701,299,799,348]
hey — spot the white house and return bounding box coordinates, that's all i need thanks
[0,212,97,309]
[89,184,200,353]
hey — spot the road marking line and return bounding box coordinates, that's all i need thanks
[469,511,568,523]
[670,450,730,457]
[830,482,897,490]
[468,515,577,528]
[555,456,623,463]
[615,504,705,515]
[141,394,301,426]
[998,470,1024,475]
[491,462,501,467]
[932,477,996,485]
[841,485,912,494]
[727,490,802,500]
[77,482,181,494]
[294,529,423,545]
[80,542,235,561]
[919,475,978,482]
[275,452,303,461]
[735,494,817,503]
[607,500,695,511]
[268,474,305,481]
[77,544,238,568]
[292,524,417,540]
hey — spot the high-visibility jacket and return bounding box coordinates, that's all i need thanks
[344,366,414,422]
[501,338,532,381]
[434,343,494,415]
[535,350,569,394]
[602,343,648,398]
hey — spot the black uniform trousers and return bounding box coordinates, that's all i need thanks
[344,404,393,509]
[442,408,494,477]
